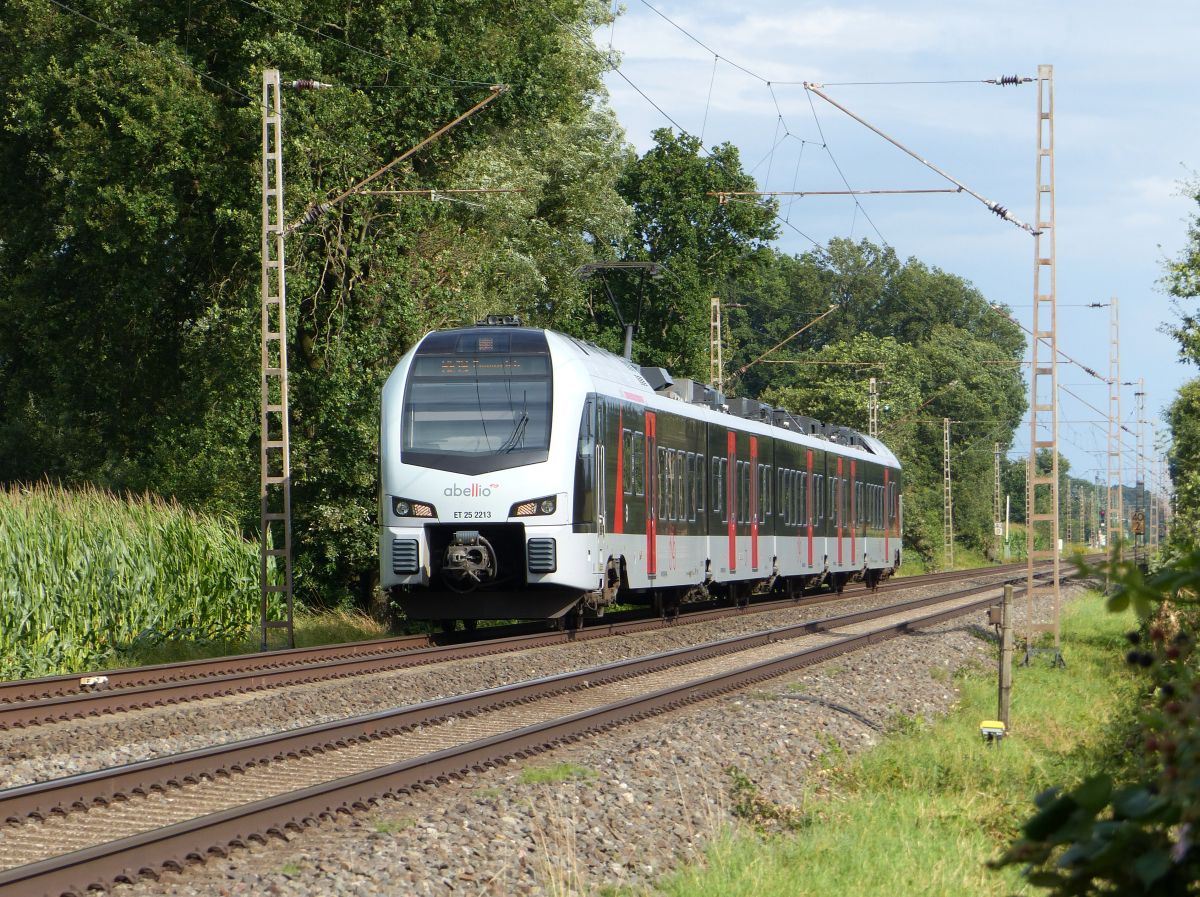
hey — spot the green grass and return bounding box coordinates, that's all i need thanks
[372,816,415,834]
[519,762,597,785]
[646,593,1140,897]
[115,607,390,667]
[0,482,276,679]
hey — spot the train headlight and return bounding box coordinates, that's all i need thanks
[392,497,436,518]
[511,495,556,517]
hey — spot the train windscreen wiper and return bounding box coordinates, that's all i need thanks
[497,407,529,453]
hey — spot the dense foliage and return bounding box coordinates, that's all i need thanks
[994,550,1200,894]
[1164,180,1200,548]
[0,483,264,678]
[720,241,1027,564]
[0,0,1030,611]
[993,177,1200,896]
[0,0,631,607]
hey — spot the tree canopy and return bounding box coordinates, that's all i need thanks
[0,0,1035,605]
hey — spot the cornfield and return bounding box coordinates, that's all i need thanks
[0,483,270,679]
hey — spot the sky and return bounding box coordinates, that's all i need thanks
[596,0,1200,492]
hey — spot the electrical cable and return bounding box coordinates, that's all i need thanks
[805,88,889,246]
[700,54,718,145]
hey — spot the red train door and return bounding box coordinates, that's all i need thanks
[727,430,737,573]
[613,409,624,535]
[646,411,657,578]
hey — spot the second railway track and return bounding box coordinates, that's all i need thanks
[0,572,1060,897]
[0,561,1059,732]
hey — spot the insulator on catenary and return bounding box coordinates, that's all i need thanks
[986,75,1031,86]
[286,79,333,90]
[988,202,1009,219]
[296,203,330,227]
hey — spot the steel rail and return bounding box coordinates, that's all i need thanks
[0,561,1064,731]
[0,576,1037,897]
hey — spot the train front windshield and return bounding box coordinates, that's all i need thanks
[401,329,553,473]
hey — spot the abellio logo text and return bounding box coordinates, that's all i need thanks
[444,483,497,497]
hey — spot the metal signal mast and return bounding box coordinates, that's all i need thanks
[1024,64,1063,664]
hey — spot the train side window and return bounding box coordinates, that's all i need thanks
[678,453,685,521]
[686,450,696,522]
[685,453,695,522]
[632,432,644,496]
[776,469,786,520]
[675,451,684,521]
[760,464,771,518]
[662,446,672,522]
[732,460,741,524]
[667,450,676,522]
[621,430,633,494]
[712,456,724,520]
[783,470,792,525]
[695,455,705,514]
[798,471,807,526]
[742,461,751,524]
[816,474,824,520]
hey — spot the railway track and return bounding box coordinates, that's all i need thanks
[0,561,1050,731]
[0,572,1059,897]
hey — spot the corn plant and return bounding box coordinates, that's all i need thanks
[0,483,273,679]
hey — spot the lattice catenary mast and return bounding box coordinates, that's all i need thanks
[1107,297,1123,559]
[1024,64,1062,664]
[259,69,297,650]
[943,418,954,569]
[710,296,724,395]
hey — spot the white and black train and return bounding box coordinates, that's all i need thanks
[380,317,902,623]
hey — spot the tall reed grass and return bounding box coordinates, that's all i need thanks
[0,483,268,679]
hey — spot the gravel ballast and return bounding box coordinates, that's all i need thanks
[1,571,1024,790]
[87,580,1091,897]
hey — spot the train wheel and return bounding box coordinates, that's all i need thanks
[438,619,457,635]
